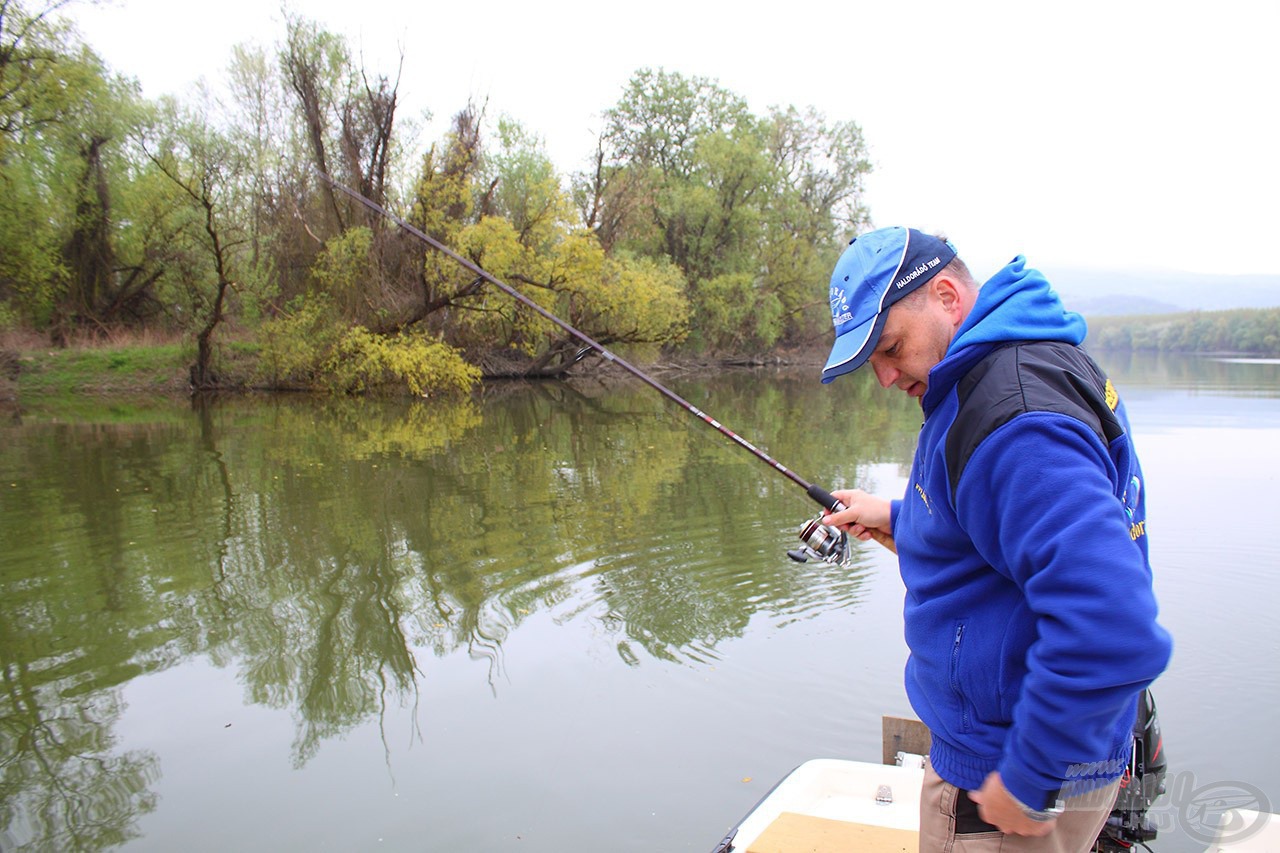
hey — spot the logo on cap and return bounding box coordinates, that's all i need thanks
[830,284,852,326]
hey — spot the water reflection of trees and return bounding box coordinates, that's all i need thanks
[0,373,921,846]
[1,419,186,850]
[0,679,159,850]
[1093,349,1280,394]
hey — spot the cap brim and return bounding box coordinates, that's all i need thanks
[821,310,889,384]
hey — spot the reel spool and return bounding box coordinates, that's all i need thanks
[787,516,851,566]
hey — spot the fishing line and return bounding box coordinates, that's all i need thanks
[320,174,850,559]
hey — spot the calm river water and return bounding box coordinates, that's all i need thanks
[2,353,1277,852]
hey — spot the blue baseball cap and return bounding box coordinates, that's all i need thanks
[821,227,958,384]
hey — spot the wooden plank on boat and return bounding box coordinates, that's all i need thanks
[745,811,917,852]
[881,715,930,766]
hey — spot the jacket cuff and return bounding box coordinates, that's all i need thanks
[998,759,1061,813]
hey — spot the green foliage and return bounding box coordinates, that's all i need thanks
[603,67,753,180]
[322,327,480,396]
[256,295,344,386]
[450,217,689,361]
[757,106,871,342]
[413,118,479,240]
[427,121,691,368]
[0,158,67,324]
[311,225,374,319]
[137,98,248,323]
[258,294,478,395]
[1,2,81,150]
[3,8,877,387]
[1088,308,1280,355]
[264,227,482,395]
[581,251,690,346]
[1,4,117,328]
[584,68,871,353]
[451,215,538,351]
[0,298,18,331]
[692,272,757,349]
[483,118,572,250]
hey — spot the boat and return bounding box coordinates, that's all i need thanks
[712,756,923,852]
[712,715,1278,853]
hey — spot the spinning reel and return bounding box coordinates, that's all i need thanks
[787,513,852,566]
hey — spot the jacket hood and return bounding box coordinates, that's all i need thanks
[922,257,1087,413]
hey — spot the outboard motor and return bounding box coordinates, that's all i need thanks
[1096,689,1166,851]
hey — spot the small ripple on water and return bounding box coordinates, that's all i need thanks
[424,507,884,668]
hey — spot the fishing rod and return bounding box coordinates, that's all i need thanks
[321,173,853,564]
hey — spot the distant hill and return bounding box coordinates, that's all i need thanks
[1065,294,1184,316]
[1041,268,1280,316]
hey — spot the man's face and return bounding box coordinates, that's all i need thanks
[866,289,956,398]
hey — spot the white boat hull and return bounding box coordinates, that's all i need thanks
[716,758,1280,853]
[716,758,923,852]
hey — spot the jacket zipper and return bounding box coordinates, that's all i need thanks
[950,622,972,733]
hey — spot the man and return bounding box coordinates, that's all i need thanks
[819,227,1172,852]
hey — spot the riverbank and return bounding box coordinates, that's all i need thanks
[0,333,827,410]
[0,330,249,407]
[3,338,215,401]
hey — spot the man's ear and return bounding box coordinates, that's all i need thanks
[933,275,964,321]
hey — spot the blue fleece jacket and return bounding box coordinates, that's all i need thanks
[890,257,1172,810]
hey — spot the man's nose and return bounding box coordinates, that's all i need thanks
[871,360,896,388]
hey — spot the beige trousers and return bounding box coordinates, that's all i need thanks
[918,760,1120,853]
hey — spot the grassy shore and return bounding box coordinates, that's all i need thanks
[0,329,262,404]
[0,327,824,409]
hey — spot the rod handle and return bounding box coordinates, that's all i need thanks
[806,484,847,513]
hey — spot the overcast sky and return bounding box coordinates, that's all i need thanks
[67,0,1278,280]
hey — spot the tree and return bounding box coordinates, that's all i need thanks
[223,42,294,315]
[1087,308,1280,355]
[438,117,689,375]
[0,0,77,147]
[1,1,150,334]
[255,226,482,396]
[483,117,569,250]
[579,69,871,353]
[276,14,425,332]
[401,100,488,335]
[756,105,872,343]
[280,13,348,233]
[451,218,689,376]
[591,68,757,271]
[279,13,404,231]
[141,100,247,388]
[602,67,752,181]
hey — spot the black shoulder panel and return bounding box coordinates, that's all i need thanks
[945,342,1124,500]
